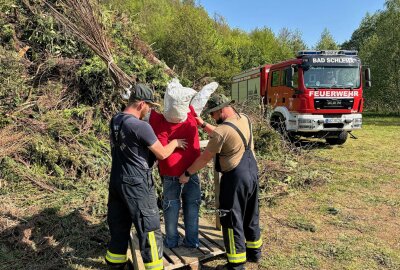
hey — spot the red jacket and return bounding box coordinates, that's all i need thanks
[149,106,200,176]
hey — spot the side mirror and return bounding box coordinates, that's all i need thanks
[365,68,371,88]
[286,66,294,88]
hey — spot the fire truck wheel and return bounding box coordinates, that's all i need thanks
[326,131,348,145]
[270,115,281,131]
[271,115,296,142]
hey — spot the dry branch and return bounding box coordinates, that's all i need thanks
[44,0,135,96]
[0,126,28,158]
[15,157,57,193]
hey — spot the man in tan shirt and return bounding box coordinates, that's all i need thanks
[179,94,262,270]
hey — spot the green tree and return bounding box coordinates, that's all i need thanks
[102,0,177,49]
[358,0,400,112]
[314,28,339,50]
[249,27,282,64]
[157,3,224,84]
[278,28,307,57]
[341,13,379,51]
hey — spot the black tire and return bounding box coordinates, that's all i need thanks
[270,115,286,134]
[326,131,348,145]
[271,115,296,142]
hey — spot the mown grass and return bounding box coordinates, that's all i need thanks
[260,116,400,270]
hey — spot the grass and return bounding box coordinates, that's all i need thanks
[260,115,400,269]
[1,115,399,270]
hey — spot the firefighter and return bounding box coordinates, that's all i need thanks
[179,94,262,270]
[106,84,187,270]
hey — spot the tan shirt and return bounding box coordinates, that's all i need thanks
[206,114,255,172]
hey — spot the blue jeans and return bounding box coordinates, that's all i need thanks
[162,174,201,248]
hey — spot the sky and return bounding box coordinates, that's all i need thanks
[198,0,386,48]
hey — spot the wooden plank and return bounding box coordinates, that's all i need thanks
[158,226,180,264]
[163,246,184,268]
[159,225,185,269]
[198,218,225,251]
[130,231,176,270]
[162,259,170,269]
[177,223,224,256]
[168,228,203,265]
[164,219,225,266]
[176,224,209,256]
[129,232,145,270]
[179,225,225,263]
[126,250,135,270]
[129,217,226,269]
[170,245,201,266]
[198,231,225,256]
[126,242,136,270]
[160,222,203,265]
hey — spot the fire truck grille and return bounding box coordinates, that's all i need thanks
[314,98,354,110]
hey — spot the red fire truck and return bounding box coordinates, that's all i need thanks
[231,50,371,145]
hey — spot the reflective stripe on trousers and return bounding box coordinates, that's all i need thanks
[226,228,246,264]
[105,250,128,264]
[144,231,163,270]
[246,237,263,249]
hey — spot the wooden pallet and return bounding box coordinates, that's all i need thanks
[130,217,225,270]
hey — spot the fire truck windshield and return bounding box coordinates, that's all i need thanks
[303,66,360,89]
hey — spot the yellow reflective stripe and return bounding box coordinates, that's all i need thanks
[105,250,128,263]
[146,232,163,270]
[148,231,159,262]
[227,252,246,258]
[228,228,232,253]
[228,228,235,254]
[227,252,246,263]
[144,258,163,270]
[149,231,155,261]
[246,238,263,249]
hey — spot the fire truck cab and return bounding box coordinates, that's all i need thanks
[231,50,371,145]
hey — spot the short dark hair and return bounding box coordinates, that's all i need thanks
[127,97,141,107]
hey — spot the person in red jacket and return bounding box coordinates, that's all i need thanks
[149,106,201,248]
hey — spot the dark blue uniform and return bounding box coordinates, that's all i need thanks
[106,112,163,270]
[217,116,262,270]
